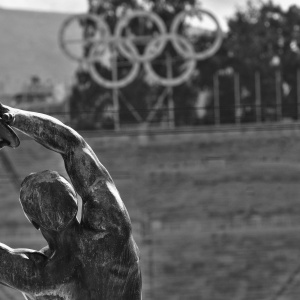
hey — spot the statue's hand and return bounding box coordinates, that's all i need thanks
[0,103,15,125]
[0,104,19,149]
[0,140,10,149]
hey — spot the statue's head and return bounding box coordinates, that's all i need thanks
[20,170,78,232]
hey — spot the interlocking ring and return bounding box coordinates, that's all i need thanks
[59,9,223,88]
[114,10,168,63]
[171,9,223,61]
[59,14,110,62]
[144,34,197,86]
[88,42,141,89]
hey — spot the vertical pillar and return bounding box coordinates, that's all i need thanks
[166,53,175,128]
[297,69,300,120]
[213,73,220,125]
[275,70,282,121]
[255,71,262,122]
[234,72,241,124]
[112,52,120,130]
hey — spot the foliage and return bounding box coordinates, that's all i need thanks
[213,1,300,122]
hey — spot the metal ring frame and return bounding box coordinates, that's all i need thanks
[59,9,223,88]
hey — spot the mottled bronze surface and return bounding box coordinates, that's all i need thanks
[0,118,20,148]
[0,105,142,300]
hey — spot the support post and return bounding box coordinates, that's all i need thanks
[255,71,262,122]
[297,69,300,120]
[166,53,175,129]
[275,70,282,121]
[213,73,220,125]
[234,72,241,124]
[112,52,120,130]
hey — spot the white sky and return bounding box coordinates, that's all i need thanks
[0,0,88,13]
[0,0,298,30]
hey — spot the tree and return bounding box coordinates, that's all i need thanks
[213,0,300,122]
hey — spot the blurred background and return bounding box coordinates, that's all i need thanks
[1,0,300,299]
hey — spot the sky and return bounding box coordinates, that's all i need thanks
[0,0,298,30]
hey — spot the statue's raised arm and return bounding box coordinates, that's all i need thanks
[0,104,142,300]
[2,104,131,234]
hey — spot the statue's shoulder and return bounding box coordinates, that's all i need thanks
[14,248,48,264]
[39,246,52,257]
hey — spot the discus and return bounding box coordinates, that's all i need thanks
[0,118,20,148]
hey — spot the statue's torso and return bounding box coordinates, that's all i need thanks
[23,228,141,300]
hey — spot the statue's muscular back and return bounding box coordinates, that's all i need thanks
[22,224,141,300]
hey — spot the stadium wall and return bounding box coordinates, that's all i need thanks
[1,125,300,299]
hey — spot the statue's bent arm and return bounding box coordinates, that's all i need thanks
[8,107,131,235]
[0,243,47,294]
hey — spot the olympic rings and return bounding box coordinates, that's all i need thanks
[59,9,223,88]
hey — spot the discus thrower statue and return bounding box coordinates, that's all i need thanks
[0,105,142,300]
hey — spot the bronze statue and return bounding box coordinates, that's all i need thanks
[0,104,142,300]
